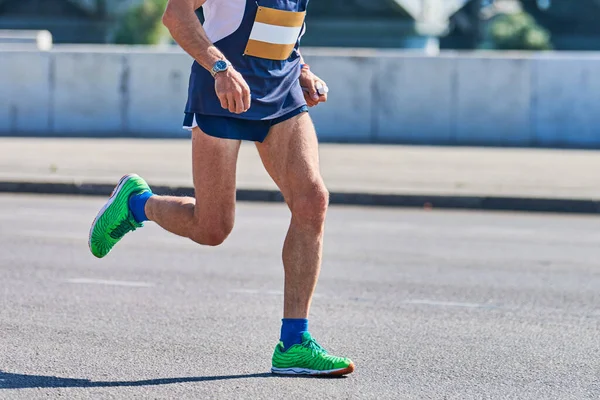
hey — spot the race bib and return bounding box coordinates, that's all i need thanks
[244,6,306,61]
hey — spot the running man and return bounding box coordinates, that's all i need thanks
[88,0,354,376]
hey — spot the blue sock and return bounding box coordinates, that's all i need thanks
[128,191,153,223]
[280,318,308,350]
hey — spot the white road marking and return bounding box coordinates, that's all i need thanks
[404,299,497,309]
[65,278,155,288]
[229,289,283,296]
[12,230,84,241]
[229,289,322,298]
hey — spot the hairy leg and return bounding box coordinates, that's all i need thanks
[145,128,241,246]
[255,113,328,318]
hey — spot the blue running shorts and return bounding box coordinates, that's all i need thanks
[183,105,309,143]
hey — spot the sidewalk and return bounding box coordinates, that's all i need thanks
[1,138,600,213]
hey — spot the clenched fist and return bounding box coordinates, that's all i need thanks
[215,68,252,114]
[299,66,328,107]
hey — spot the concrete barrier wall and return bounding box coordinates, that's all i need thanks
[2,46,600,147]
[0,51,51,132]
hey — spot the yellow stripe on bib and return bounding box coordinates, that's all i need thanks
[255,6,306,28]
[245,40,297,61]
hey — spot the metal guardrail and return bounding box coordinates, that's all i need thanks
[0,30,53,51]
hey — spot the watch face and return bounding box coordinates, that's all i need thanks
[215,60,228,72]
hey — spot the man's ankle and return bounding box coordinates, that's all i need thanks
[280,318,308,350]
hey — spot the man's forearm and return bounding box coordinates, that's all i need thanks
[162,1,224,71]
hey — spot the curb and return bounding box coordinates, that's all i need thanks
[1,181,600,214]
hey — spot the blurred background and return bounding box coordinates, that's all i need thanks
[4,0,600,50]
[1,0,600,146]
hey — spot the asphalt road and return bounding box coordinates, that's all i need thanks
[1,194,599,399]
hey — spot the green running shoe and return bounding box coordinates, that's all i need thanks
[88,174,150,258]
[271,332,355,376]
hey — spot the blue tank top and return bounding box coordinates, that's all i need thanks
[185,0,310,120]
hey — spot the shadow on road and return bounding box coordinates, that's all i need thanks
[0,370,274,389]
[0,370,345,389]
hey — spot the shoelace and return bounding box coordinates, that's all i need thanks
[109,217,137,239]
[303,337,327,357]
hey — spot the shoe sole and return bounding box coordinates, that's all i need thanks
[88,174,137,258]
[271,362,355,376]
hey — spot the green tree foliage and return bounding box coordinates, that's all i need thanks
[485,12,552,50]
[113,0,170,45]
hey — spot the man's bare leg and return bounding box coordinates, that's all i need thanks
[259,112,354,375]
[145,128,241,246]
[255,113,328,319]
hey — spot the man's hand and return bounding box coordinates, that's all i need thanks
[215,69,251,114]
[299,67,328,107]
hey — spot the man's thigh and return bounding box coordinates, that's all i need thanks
[191,127,241,223]
[254,113,325,203]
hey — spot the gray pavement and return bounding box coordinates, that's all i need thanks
[1,194,599,399]
[1,139,600,213]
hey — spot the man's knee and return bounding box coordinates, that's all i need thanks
[188,215,235,247]
[290,184,329,229]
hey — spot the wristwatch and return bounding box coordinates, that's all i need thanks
[210,59,231,78]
